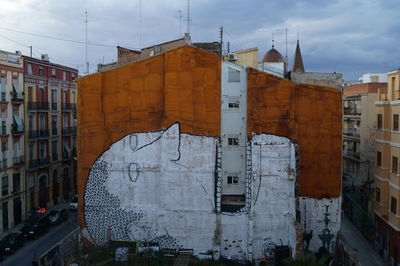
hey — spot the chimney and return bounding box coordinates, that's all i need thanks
[184,33,191,45]
[15,51,21,55]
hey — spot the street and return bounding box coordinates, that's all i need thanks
[1,211,78,266]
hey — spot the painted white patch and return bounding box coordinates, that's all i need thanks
[299,197,342,253]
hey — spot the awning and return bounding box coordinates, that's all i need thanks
[13,113,24,131]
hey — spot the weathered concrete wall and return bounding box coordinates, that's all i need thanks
[291,72,343,90]
[247,68,342,199]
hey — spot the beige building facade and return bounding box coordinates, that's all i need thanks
[0,50,25,235]
[374,69,400,264]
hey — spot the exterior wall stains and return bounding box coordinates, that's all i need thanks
[247,68,342,198]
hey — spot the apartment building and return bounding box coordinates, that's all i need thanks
[23,55,78,212]
[343,82,386,191]
[0,50,25,235]
[374,69,400,264]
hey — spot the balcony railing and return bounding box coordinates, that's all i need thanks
[62,126,77,135]
[28,159,39,169]
[38,129,50,138]
[11,91,24,102]
[62,103,76,111]
[344,150,360,159]
[63,151,73,160]
[28,101,49,111]
[343,128,360,137]
[11,123,24,135]
[39,157,50,166]
[28,130,38,139]
[344,107,361,116]
[12,156,24,166]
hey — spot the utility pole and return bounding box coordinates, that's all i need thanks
[219,26,223,55]
[85,11,89,75]
[139,0,142,48]
[186,0,191,34]
[29,46,32,57]
[227,42,230,53]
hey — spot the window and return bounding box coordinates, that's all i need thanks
[12,173,20,193]
[27,63,33,75]
[0,76,5,91]
[52,89,57,104]
[227,176,239,184]
[2,176,8,196]
[393,156,398,174]
[394,114,399,131]
[228,68,240,82]
[377,151,382,167]
[29,143,34,160]
[39,141,47,158]
[391,197,397,214]
[228,137,239,145]
[28,175,35,188]
[62,71,66,81]
[376,187,381,203]
[377,114,383,129]
[52,140,58,160]
[228,102,240,108]
[51,68,56,78]
[38,66,43,76]
[12,78,18,91]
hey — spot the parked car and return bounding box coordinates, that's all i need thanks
[69,195,78,211]
[0,232,25,254]
[21,214,50,239]
[48,208,69,225]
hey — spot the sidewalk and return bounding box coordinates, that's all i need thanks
[340,214,386,266]
[1,201,70,238]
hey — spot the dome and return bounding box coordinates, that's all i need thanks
[262,46,285,63]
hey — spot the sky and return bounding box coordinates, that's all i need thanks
[0,0,398,80]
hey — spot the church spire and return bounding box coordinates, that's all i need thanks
[292,39,305,73]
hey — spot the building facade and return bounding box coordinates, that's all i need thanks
[374,69,400,265]
[77,46,342,261]
[0,50,25,235]
[23,55,78,212]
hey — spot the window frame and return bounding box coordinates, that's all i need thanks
[394,114,399,131]
[377,114,383,129]
[391,196,397,214]
[377,151,382,167]
[393,156,398,174]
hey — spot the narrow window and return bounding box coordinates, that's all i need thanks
[228,137,239,145]
[2,176,8,196]
[38,66,43,76]
[377,151,382,167]
[228,68,240,82]
[394,114,399,131]
[391,197,397,214]
[376,187,381,203]
[228,102,240,108]
[63,71,66,81]
[52,68,56,78]
[227,176,238,184]
[377,114,383,129]
[27,63,33,75]
[393,156,398,174]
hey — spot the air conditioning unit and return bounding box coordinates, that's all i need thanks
[227,53,238,61]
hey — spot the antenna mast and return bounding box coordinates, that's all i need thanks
[85,11,89,75]
[179,10,182,37]
[219,26,223,54]
[186,0,191,34]
[139,0,142,48]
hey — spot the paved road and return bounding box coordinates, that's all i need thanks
[1,211,78,266]
[341,214,387,266]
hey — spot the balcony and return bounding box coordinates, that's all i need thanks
[11,91,24,102]
[62,126,77,135]
[1,92,6,102]
[28,130,38,139]
[344,107,361,116]
[12,156,24,166]
[11,123,24,135]
[39,156,50,167]
[28,101,49,111]
[38,129,50,138]
[28,159,39,169]
[62,103,76,111]
[343,150,361,160]
[343,128,360,138]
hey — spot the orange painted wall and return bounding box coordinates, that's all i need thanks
[76,46,221,226]
[247,68,342,198]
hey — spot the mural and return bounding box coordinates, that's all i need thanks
[83,123,339,259]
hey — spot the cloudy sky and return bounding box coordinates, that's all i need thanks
[0,0,398,80]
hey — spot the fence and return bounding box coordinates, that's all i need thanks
[36,227,79,266]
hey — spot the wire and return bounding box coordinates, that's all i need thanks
[0,26,116,48]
